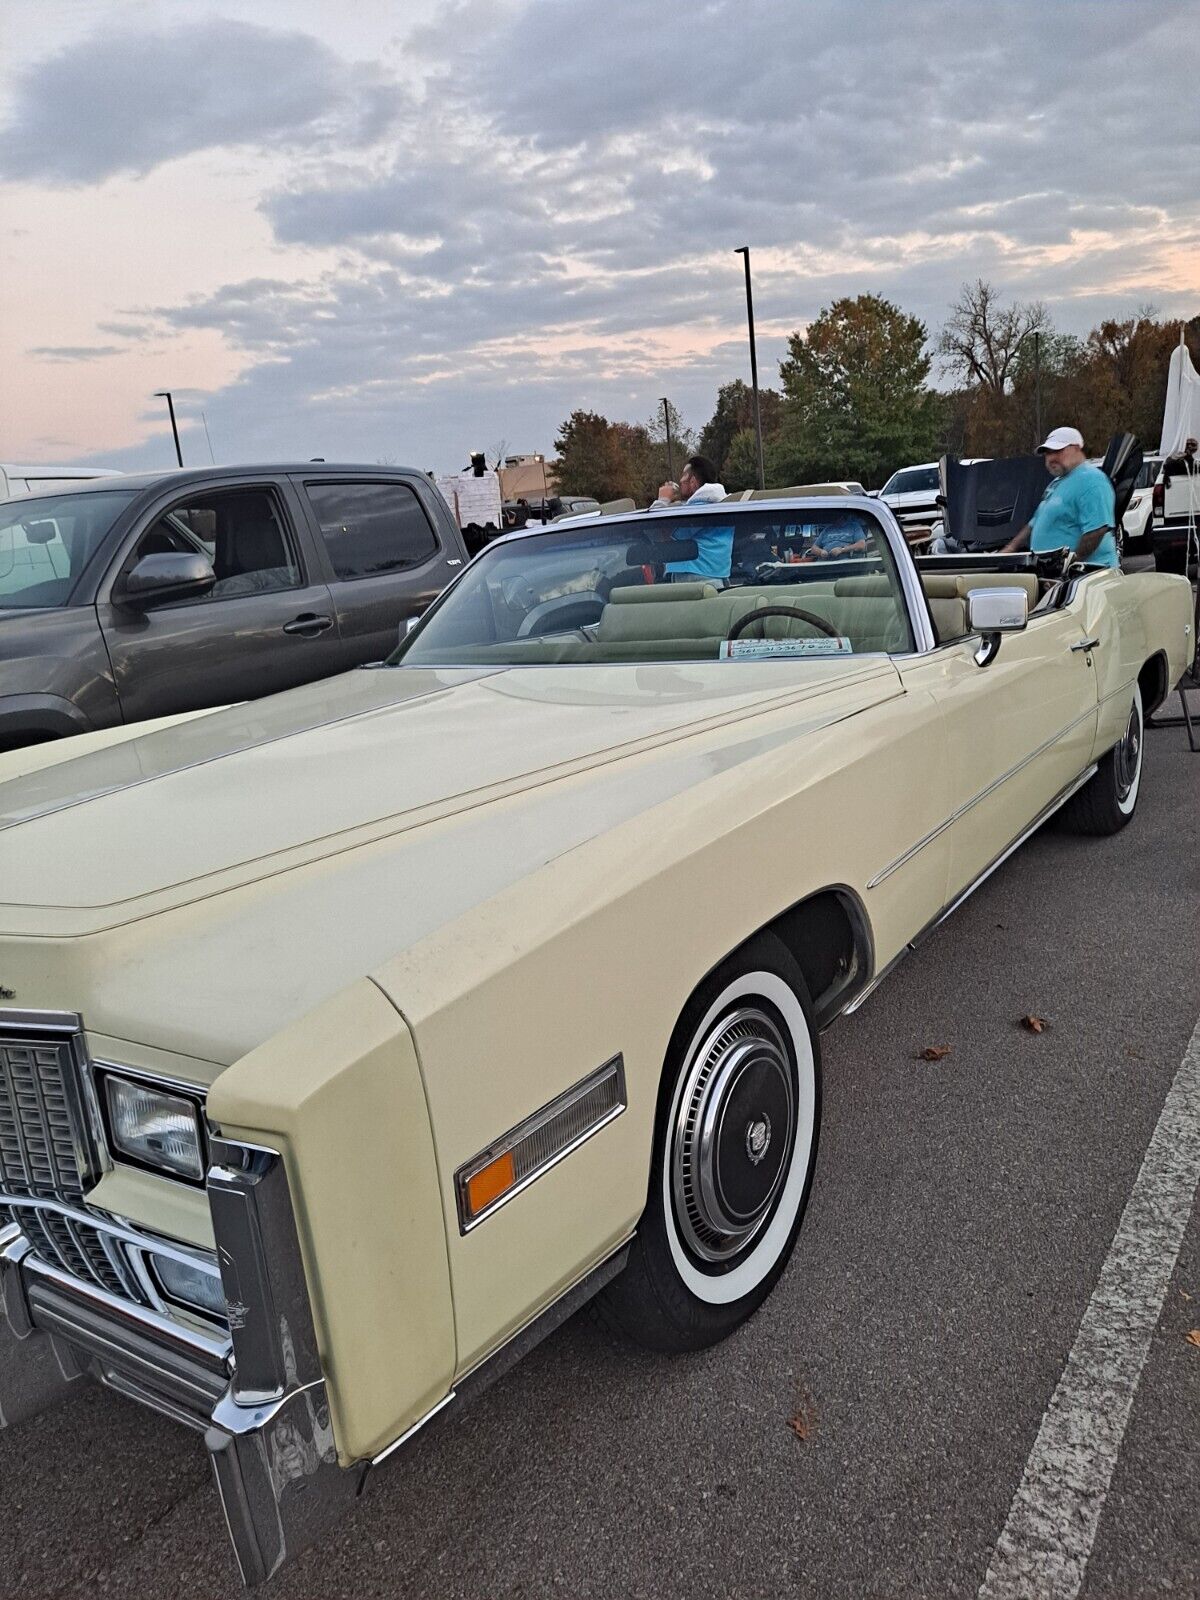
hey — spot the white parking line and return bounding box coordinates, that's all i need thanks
[978,1016,1200,1600]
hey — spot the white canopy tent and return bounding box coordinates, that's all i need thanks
[1159,332,1200,459]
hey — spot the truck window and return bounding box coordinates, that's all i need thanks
[130,489,300,599]
[0,489,136,608]
[305,481,439,580]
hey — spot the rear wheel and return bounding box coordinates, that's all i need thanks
[1059,682,1143,836]
[1154,545,1186,574]
[598,935,820,1353]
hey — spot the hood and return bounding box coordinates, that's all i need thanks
[882,489,938,508]
[0,656,899,936]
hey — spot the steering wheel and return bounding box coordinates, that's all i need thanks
[726,605,841,642]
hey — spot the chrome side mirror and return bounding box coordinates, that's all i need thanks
[968,586,1028,667]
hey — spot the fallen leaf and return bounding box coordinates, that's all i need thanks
[1126,1047,1143,1060]
[1181,1290,1194,1302]
[787,1392,819,1441]
[915,1044,952,1061]
[1020,1014,1050,1034]
[1186,1329,1200,1349]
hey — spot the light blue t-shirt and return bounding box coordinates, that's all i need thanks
[1029,462,1119,567]
[665,523,735,580]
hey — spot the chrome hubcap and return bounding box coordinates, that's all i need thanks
[1115,702,1141,801]
[671,1006,795,1263]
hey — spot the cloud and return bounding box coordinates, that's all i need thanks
[28,344,124,361]
[22,0,1200,474]
[0,18,400,183]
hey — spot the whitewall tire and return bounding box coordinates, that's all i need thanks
[599,933,821,1352]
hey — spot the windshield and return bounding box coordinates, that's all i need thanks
[394,506,914,667]
[1134,459,1161,490]
[881,468,938,496]
[0,490,136,609]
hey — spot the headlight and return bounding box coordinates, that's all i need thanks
[104,1074,205,1182]
[152,1253,226,1319]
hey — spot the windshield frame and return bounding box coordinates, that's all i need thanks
[392,495,935,664]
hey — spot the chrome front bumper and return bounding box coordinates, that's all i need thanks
[0,1136,362,1587]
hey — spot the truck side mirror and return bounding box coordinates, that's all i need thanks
[116,552,216,609]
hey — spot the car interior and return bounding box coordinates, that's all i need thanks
[401,502,1076,666]
[134,491,299,599]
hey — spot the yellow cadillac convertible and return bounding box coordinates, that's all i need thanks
[0,497,1192,1582]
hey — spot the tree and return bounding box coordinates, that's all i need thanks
[551,410,635,502]
[774,294,943,486]
[646,400,697,483]
[722,427,764,493]
[937,280,1051,398]
[698,380,782,478]
[611,420,662,504]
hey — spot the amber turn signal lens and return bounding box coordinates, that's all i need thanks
[464,1151,516,1219]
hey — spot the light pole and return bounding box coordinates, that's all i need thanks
[1015,332,1043,448]
[154,391,183,467]
[660,397,675,484]
[734,246,766,490]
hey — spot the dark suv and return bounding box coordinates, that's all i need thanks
[0,464,469,751]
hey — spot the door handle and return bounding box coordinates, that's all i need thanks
[1070,637,1101,653]
[282,613,334,637]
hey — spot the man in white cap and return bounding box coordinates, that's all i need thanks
[1002,426,1119,567]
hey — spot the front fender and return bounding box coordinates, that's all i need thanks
[207,979,455,1463]
[0,691,94,742]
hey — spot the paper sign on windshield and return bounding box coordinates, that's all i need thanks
[719,637,854,660]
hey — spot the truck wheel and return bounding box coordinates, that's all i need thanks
[1059,683,1143,836]
[1154,546,1186,574]
[598,934,820,1353]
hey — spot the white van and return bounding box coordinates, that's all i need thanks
[0,464,122,501]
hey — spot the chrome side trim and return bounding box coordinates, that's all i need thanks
[455,1056,627,1234]
[866,701,1101,889]
[204,1134,353,1587]
[368,1240,632,1469]
[846,762,1098,1015]
[206,1138,321,1406]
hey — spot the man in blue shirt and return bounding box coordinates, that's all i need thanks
[1003,427,1119,567]
[803,512,871,560]
[665,456,733,583]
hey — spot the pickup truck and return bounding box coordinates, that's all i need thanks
[0,496,1191,1584]
[0,463,468,751]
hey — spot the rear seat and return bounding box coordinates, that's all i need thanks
[572,567,1042,657]
[596,584,760,643]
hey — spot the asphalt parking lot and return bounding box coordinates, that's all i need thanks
[1,715,1197,1599]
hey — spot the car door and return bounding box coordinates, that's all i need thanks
[97,480,342,724]
[895,595,1097,899]
[294,475,465,669]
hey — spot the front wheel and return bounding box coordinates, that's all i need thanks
[1059,682,1143,835]
[598,935,821,1353]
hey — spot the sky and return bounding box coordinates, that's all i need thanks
[1,0,1198,476]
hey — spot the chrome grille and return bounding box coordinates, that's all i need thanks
[0,1017,148,1304]
[0,1035,86,1199]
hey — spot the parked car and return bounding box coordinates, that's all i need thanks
[0,463,122,500]
[1117,455,1161,554]
[879,458,987,541]
[1150,444,1200,573]
[0,497,1190,1582]
[0,463,469,751]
